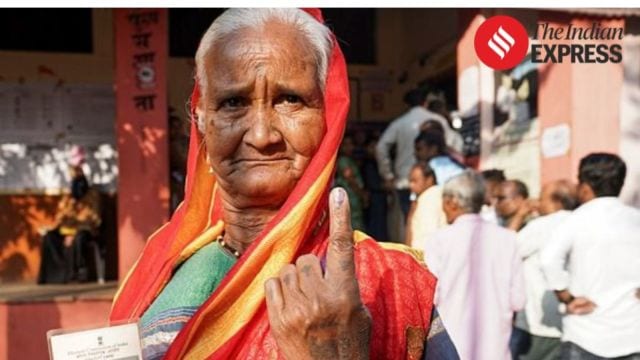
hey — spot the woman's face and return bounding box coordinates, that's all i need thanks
[200,21,326,208]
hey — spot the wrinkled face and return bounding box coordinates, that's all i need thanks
[409,167,433,196]
[200,21,326,208]
[495,182,525,219]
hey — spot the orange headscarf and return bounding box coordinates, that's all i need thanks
[111,9,436,360]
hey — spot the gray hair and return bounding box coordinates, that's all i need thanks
[194,8,333,132]
[442,170,486,213]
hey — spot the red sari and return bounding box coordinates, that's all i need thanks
[110,9,437,359]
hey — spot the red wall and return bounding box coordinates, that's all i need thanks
[538,12,624,184]
[0,299,112,360]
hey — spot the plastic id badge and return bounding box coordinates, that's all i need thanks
[47,321,143,360]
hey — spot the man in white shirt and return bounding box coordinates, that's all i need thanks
[513,179,578,360]
[541,153,640,359]
[375,88,458,217]
[424,171,525,360]
[406,161,446,250]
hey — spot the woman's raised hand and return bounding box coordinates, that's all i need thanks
[265,188,372,360]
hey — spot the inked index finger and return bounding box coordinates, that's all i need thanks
[325,187,356,282]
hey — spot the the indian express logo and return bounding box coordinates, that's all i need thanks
[531,22,622,64]
[488,26,516,60]
[475,15,623,70]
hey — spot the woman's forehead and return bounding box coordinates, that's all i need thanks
[204,24,318,82]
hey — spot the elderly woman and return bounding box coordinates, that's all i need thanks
[111,9,458,359]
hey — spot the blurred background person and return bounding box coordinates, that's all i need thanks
[335,134,368,231]
[361,132,389,241]
[495,179,531,231]
[512,179,578,360]
[37,146,102,284]
[541,153,640,359]
[423,170,525,360]
[169,106,189,213]
[480,169,506,224]
[376,88,447,218]
[405,161,446,249]
[423,90,464,159]
[414,130,465,185]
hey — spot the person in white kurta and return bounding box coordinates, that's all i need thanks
[513,180,578,360]
[423,171,525,360]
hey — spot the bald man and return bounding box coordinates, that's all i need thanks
[511,180,578,360]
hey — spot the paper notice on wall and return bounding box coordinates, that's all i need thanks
[541,123,571,159]
[0,83,114,145]
[0,83,117,193]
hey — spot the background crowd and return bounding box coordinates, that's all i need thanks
[335,87,640,360]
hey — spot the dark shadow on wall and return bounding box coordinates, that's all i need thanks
[0,193,119,283]
[0,253,29,282]
[0,195,59,252]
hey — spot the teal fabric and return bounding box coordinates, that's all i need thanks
[140,241,237,326]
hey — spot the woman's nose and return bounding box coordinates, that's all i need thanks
[243,106,284,151]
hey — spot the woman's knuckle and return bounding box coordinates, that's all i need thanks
[279,264,296,280]
[296,254,317,266]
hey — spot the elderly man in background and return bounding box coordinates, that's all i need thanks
[423,170,525,360]
[541,153,640,359]
[512,180,578,360]
[495,179,531,231]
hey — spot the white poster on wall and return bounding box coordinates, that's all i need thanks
[541,123,571,159]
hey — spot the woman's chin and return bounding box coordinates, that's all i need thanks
[230,179,297,207]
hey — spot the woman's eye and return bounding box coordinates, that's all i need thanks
[275,94,304,106]
[220,97,246,109]
[283,94,301,104]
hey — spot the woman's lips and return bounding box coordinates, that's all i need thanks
[232,157,292,165]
